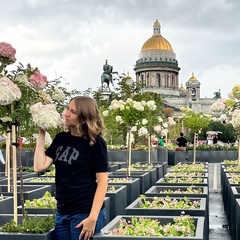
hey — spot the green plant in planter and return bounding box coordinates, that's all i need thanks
[0,214,54,233]
[159,186,203,194]
[165,172,205,177]
[171,163,206,172]
[105,215,196,237]
[107,186,116,192]
[163,177,204,184]
[30,177,55,183]
[17,166,35,172]
[25,191,56,208]
[139,195,201,209]
[223,159,237,164]
[108,177,133,183]
[226,165,240,172]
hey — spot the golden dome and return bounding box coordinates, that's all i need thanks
[179,84,185,90]
[141,19,173,52]
[189,72,197,81]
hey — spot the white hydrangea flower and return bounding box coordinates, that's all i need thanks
[0,76,21,105]
[15,74,30,86]
[126,132,134,145]
[33,132,52,147]
[30,102,60,130]
[133,101,144,111]
[115,115,122,123]
[146,100,156,110]
[51,88,66,101]
[102,110,109,117]
[162,122,168,128]
[142,119,148,125]
[231,109,240,128]
[138,127,148,137]
[131,126,137,132]
[1,116,12,122]
[154,125,162,132]
[158,116,163,122]
[161,129,168,136]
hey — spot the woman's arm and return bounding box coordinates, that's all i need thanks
[34,128,53,172]
[77,171,108,240]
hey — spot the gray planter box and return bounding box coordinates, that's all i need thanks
[106,185,127,221]
[156,147,168,163]
[108,177,140,205]
[22,177,56,196]
[0,196,14,214]
[107,150,157,163]
[0,230,54,240]
[125,196,208,240]
[0,185,51,206]
[168,151,188,166]
[93,215,205,240]
[110,171,150,194]
[0,213,54,240]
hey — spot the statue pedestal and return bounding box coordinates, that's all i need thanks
[102,90,112,101]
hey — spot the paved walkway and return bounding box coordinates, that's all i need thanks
[208,163,231,239]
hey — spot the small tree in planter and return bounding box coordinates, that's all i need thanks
[102,98,168,173]
[0,41,79,229]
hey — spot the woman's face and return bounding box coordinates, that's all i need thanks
[65,100,79,127]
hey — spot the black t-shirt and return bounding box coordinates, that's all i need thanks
[176,136,187,147]
[45,131,108,215]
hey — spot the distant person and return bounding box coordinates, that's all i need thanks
[206,135,213,145]
[213,134,218,144]
[158,137,165,147]
[176,132,187,147]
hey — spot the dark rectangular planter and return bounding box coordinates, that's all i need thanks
[156,147,168,163]
[228,186,240,240]
[106,185,127,221]
[0,196,14,214]
[17,206,56,215]
[155,177,208,187]
[0,213,54,240]
[116,167,158,186]
[125,196,208,240]
[145,185,209,199]
[0,185,51,206]
[107,150,157,164]
[22,177,56,196]
[236,199,240,240]
[93,215,205,240]
[108,177,140,205]
[104,197,110,226]
[109,171,150,194]
[0,230,54,240]
[108,164,119,172]
[168,151,187,166]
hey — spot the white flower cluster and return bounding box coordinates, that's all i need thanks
[51,88,66,101]
[138,127,148,137]
[210,99,226,112]
[0,76,21,105]
[30,102,60,130]
[231,109,240,129]
[15,74,31,87]
[33,132,52,147]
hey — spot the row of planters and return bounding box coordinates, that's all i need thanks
[94,161,210,239]
[220,160,240,240]
[0,161,209,239]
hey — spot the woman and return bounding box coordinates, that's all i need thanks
[34,96,108,240]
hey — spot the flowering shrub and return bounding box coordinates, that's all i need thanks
[102,98,168,147]
[0,41,80,136]
[159,186,203,194]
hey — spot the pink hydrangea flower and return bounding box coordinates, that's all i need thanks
[0,42,16,62]
[30,70,48,89]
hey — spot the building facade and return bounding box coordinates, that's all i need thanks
[134,19,218,116]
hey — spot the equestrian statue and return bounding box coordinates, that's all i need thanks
[101,60,118,91]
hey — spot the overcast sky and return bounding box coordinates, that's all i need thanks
[1,0,239,99]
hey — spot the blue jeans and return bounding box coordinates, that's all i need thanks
[54,208,107,240]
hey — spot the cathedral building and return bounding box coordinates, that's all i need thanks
[134,19,218,115]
